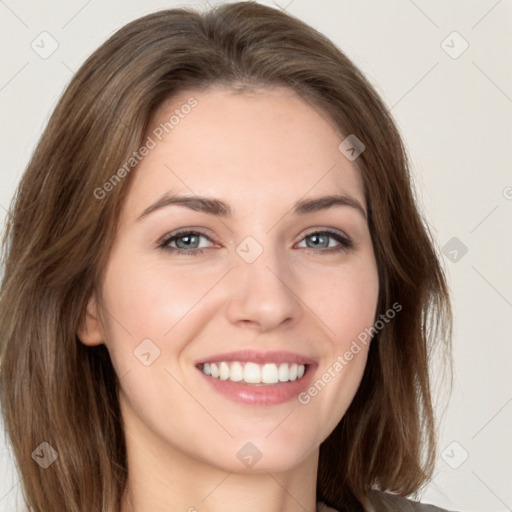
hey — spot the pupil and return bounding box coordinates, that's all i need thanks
[179,235,197,248]
[308,234,327,248]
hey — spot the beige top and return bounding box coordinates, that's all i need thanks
[317,490,456,512]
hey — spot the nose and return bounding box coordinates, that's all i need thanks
[225,242,303,332]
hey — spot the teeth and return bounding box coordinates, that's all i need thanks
[210,363,220,378]
[244,362,261,383]
[261,363,279,384]
[219,362,230,380]
[200,361,307,384]
[230,362,244,382]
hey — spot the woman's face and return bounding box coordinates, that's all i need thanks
[82,86,379,473]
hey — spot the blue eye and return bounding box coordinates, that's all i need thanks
[159,229,353,255]
[159,230,213,255]
[297,230,353,251]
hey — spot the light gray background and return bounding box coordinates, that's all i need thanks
[0,1,511,511]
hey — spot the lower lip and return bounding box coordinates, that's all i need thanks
[197,365,317,406]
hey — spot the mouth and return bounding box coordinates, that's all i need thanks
[194,350,317,405]
[196,361,309,385]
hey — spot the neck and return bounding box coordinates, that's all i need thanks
[120,413,320,512]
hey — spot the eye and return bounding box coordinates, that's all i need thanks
[296,230,353,253]
[159,230,215,255]
[158,228,354,256]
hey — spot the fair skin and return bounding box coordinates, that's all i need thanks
[79,86,379,512]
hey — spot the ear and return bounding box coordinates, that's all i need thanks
[77,294,105,346]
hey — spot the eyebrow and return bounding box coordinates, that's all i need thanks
[136,192,367,222]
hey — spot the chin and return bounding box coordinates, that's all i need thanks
[200,436,317,474]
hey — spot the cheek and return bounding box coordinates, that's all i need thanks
[296,256,378,430]
[101,253,219,341]
[300,254,379,347]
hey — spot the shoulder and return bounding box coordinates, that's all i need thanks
[366,490,458,512]
[317,491,458,512]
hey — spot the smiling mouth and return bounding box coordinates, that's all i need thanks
[197,361,308,385]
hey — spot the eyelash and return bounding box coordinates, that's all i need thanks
[158,229,354,256]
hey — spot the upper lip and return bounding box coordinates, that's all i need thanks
[195,350,317,366]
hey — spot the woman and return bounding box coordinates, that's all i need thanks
[0,2,453,511]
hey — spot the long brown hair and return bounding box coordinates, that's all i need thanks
[0,3,452,511]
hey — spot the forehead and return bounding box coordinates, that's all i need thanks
[124,86,365,218]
